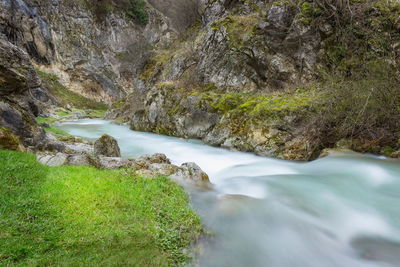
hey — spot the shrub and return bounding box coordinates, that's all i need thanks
[126,0,149,25]
[311,60,400,149]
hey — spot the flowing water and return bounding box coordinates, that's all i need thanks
[59,119,400,267]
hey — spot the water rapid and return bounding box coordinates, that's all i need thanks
[58,119,400,267]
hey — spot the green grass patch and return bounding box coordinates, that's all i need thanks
[0,150,202,266]
[35,117,58,124]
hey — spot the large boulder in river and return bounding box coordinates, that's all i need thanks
[94,134,121,157]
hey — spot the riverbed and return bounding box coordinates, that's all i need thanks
[59,119,400,267]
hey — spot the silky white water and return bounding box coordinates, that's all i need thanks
[59,119,400,267]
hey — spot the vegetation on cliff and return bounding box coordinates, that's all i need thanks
[0,150,202,266]
[77,0,149,25]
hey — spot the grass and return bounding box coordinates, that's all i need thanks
[0,150,203,266]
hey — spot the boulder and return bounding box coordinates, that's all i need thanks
[37,152,68,166]
[136,163,179,177]
[65,142,94,154]
[91,156,133,170]
[67,154,91,166]
[171,162,210,183]
[94,134,121,157]
[131,153,171,169]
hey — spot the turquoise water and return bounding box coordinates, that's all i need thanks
[59,119,400,267]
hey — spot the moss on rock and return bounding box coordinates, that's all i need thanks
[0,127,25,151]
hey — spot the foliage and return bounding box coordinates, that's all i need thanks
[82,0,149,25]
[312,60,400,150]
[126,0,149,25]
[0,150,202,266]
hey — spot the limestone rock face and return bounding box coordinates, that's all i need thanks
[0,38,51,150]
[94,134,121,157]
[106,0,324,160]
[0,0,175,104]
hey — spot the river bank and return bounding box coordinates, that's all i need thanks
[56,118,400,267]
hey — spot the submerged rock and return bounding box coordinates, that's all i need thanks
[94,134,121,157]
[351,236,400,266]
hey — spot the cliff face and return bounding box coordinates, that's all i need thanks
[0,0,174,103]
[112,0,400,160]
[0,38,52,150]
[0,0,399,159]
[0,0,176,150]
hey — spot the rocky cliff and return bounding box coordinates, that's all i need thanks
[0,37,54,150]
[111,0,400,160]
[0,0,399,160]
[0,0,179,103]
[0,0,180,149]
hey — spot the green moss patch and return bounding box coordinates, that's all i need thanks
[0,127,22,151]
[203,88,317,120]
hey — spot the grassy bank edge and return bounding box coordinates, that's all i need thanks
[0,149,203,266]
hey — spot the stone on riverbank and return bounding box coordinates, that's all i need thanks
[171,162,209,182]
[37,150,210,184]
[94,134,121,157]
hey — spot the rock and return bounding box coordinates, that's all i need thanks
[94,134,121,157]
[132,153,171,168]
[171,162,210,183]
[37,152,68,166]
[65,142,94,154]
[40,122,50,128]
[44,141,66,152]
[148,163,179,176]
[351,236,400,266]
[217,194,259,215]
[67,154,91,166]
[392,150,400,158]
[91,156,133,170]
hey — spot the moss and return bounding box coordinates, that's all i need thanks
[211,13,262,49]
[0,127,22,151]
[206,88,316,120]
[140,53,172,82]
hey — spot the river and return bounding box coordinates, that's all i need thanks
[58,119,400,267]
